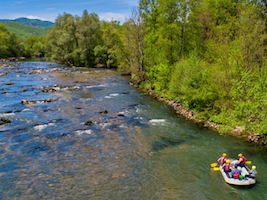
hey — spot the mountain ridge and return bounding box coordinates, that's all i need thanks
[0,17,54,29]
[3,22,48,38]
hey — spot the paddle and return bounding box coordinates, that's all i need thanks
[211,163,218,167]
[213,167,220,171]
[246,161,251,164]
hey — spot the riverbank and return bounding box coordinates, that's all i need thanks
[129,81,267,148]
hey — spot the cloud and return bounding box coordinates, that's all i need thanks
[14,1,24,4]
[99,12,129,23]
[26,15,48,21]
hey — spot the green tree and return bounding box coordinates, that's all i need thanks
[0,23,25,58]
[0,23,10,58]
[76,11,101,67]
[45,13,79,65]
[24,35,46,57]
[124,6,147,81]
[94,45,108,66]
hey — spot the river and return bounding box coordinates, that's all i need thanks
[0,61,266,199]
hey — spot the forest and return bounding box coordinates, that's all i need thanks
[1,0,267,135]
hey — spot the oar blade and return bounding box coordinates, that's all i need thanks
[246,161,251,164]
[213,167,220,171]
[211,163,218,167]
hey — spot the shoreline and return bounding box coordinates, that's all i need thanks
[129,82,267,148]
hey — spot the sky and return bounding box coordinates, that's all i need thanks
[0,0,139,23]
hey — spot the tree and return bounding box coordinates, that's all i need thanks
[124,6,146,81]
[0,23,10,58]
[76,11,101,67]
[24,35,46,57]
[45,13,79,65]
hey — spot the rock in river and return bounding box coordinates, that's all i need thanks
[0,118,11,125]
[99,110,108,114]
[21,98,59,105]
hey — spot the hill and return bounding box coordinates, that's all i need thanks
[0,18,54,29]
[3,22,48,39]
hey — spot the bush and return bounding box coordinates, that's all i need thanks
[148,63,172,91]
[168,53,219,111]
[210,67,267,134]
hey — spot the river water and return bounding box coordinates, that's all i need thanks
[0,61,266,200]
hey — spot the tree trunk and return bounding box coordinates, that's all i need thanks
[178,25,184,61]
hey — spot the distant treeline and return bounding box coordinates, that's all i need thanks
[0,23,46,58]
[1,0,267,135]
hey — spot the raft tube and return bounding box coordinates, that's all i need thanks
[219,159,256,186]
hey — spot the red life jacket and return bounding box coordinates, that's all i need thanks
[220,157,225,165]
[225,163,230,171]
[234,171,240,178]
[241,156,246,165]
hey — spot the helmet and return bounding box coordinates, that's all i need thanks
[223,153,227,157]
[226,159,230,163]
[238,153,243,157]
[252,166,256,170]
[239,175,243,179]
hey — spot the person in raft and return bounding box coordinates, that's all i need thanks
[232,165,241,179]
[222,159,233,172]
[218,153,227,166]
[236,153,246,167]
[245,166,257,179]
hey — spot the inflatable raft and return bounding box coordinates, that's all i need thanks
[219,160,256,186]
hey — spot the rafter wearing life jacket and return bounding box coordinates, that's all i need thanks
[237,153,246,167]
[218,153,227,166]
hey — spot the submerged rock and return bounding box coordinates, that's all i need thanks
[21,98,59,105]
[151,137,186,152]
[85,121,93,126]
[37,85,80,93]
[27,68,59,75]
[99,110,108,114]
[0,72,9,77]
[0,118,11,125]
[21,100,39,104]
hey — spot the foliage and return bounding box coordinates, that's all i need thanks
[169,53,219,111]
[122,7,146,81]
[94,45,108,66]
[45,11,102,66]
[0,23,24,58]
[149,63,172,91]
[211,67,267,134]
[24,35,46,57]
[124,0,267,134]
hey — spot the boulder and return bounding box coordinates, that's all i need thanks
[21,98,59,105]
[0,118,11,125]
[99,110,108,114]
[85,121,93,126]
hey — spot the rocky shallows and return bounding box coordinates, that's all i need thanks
[21,98,59,105]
